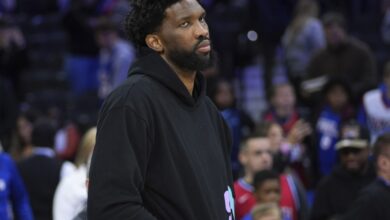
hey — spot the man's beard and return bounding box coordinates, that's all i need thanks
[167,38,214,72]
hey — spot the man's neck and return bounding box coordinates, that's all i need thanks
[275,107,293,119]
[243,173,254,185]
[162,55,196,95]
[176,72,196,96]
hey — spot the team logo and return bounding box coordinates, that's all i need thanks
[224,186,235,220]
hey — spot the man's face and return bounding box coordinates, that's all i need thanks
[215,81,234,109]
[325,24,346,48]
[378,148,390,178]
[271,84,296,114]
[327,85,348,110]
[240,138,273,174]
[254,179,281,204]
[158,0,212,71]
[339,147,369,172]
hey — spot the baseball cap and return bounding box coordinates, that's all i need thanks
[336,139,369,150]
[336,121,370,150]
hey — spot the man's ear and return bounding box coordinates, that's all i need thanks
[145,34,163,52]
[238,151,247,166]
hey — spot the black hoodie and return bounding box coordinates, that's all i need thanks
[310,163,376,220]
[88,52,235,220]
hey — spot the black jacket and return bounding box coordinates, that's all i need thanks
[342,178,390,220]
[310,164,376,220]
[88,52,234,220]
[18,154,64,220]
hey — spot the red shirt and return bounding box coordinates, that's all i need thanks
[234,175,300,220]
[263,110,300,134]
[280,174,299,220]
[234,179,256,220]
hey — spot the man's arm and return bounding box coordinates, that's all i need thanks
[88,106,157,220]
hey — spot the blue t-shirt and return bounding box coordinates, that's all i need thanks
[315,106,341,176]
[0,153,33,220]
[242,208,292,220]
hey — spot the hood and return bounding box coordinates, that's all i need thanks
[128,52,206,107]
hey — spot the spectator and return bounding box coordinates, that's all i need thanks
[234,132,308,220]
[234,133,273,220]
[310,122,376,220]
[0,151,34,220]
[315,79,355,177]
[62,0,102,95]
[53,127,96,220]
[306,12,377,97]
[0,18,28,99]
[95,19,135,100]
[256,122,309,220]
[282,0,325,93]
[257,119,307,173]
[242,170,283,220]
[359,60,390,143]
[212,79,255,179]
[263,82,312,186]
[18,118,75,220]
[256,122,288,173]
[253,170,281,205]
[48,105,82,162]
[251,203,283,220]
[264,83,310,135]
[343,133,390,220]
[9,110,38,161]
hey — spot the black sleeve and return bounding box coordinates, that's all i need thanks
[310,181,332,220]
[342,190,378,220]
[87,106,157,220]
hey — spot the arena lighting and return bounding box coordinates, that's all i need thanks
[247,30,258,42]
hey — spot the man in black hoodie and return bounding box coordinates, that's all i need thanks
[342,133,390,220]
[310,123,376,220]
[87,0,235,220]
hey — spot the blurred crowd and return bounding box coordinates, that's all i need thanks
[1,0,390,220]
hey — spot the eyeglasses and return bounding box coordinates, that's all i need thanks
[339,148,362,156]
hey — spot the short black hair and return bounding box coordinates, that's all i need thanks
[322,12,347,29]
[253,170,279,191]
[322,78,353,104]
[31,118,57,148]
[239,131,269,153]
[373,133,390,161]
[125,0,182,48]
